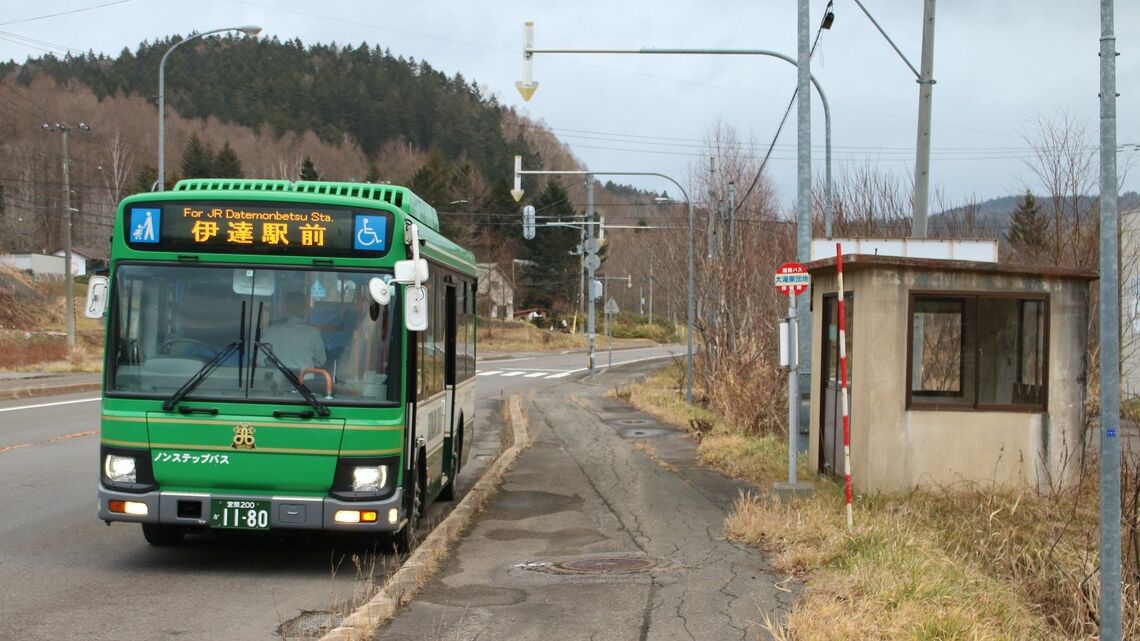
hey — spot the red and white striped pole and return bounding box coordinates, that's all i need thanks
[836,243,853,530]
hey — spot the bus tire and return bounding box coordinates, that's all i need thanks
[439,421,462,501]
[391,455,425,554]
[142,523,185,546]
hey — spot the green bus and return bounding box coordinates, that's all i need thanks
[86,179,477,551]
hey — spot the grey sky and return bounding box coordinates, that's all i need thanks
[2,0,1137,209]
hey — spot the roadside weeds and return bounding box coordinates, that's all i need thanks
[620,364,1130,640]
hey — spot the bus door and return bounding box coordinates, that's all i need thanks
[444,284,458,443]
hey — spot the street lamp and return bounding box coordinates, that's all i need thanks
[158,25,261,190]
[512,159,696,403]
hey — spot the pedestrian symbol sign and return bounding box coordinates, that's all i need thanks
[130,208,160,244]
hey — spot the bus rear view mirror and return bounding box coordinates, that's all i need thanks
[84,276,108,319]
[368,277,391,306]
[404,284,428,331]
[232,269,275,296]
[393,259,428,285]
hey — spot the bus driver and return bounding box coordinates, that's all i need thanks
[262,291,326,372]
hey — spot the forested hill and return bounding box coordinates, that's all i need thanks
[2,35,530,186]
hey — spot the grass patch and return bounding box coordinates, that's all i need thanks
[478,319,659,353]
[623,363,1125,640]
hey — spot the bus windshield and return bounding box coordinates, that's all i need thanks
[107,263,401,406]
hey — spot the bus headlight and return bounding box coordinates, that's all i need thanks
[104,454,137,483]
[351,465,388,493]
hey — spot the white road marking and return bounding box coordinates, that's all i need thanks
[499,371,526,378]
[476,370,502,376]
[524,372,549,378]
[0,396,101,414]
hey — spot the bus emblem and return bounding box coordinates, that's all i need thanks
[231,424,256,450]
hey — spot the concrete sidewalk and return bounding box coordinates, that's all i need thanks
[0,371,102,401]
[375,365,796,640]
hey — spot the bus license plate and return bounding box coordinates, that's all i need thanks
[210,499,271,530]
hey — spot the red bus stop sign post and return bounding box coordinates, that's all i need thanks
[775,262,810,486]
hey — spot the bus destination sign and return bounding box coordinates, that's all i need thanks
[125,202,393,257]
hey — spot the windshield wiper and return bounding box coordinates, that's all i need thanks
[162,340,242,412]
[255,341,330,417]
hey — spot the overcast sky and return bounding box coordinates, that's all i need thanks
[2,0,1137,210]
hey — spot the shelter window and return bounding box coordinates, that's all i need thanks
[907,293,1047,411]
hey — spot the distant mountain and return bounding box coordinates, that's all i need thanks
[930,191,1140,240]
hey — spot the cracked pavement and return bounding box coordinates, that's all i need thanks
[375,360,796,641]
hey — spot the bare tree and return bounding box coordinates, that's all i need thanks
[1021,111,1099,269]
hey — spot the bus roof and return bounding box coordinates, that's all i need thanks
[172,179,440,232]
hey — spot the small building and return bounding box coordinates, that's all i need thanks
[806,253,1095,493]
[476,262,514,320]
[0,253,67,279]
[1120,208,1140,397]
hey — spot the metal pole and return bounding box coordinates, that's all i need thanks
[648,258,654,326]
[586,174,597,379]
[911,0,937,238]
[60,127,74,349]
[157,27,260,191]
[578,225,586,328]
[796,0,813,443]
[787,293,798,485]
[1098,0,1122,636]
[519,167,694,403]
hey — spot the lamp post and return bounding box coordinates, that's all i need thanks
[158,26,261,190]
[516,24,837,408]
[513,160,695,403]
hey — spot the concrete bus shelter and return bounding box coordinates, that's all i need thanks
[805,254,1096,493]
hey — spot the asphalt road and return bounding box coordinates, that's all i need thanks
[0,345,682,641]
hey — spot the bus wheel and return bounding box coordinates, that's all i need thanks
[391,456,425,554]
[142,523,185,546]
[439,423,462,501]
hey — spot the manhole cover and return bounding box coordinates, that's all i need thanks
[554,557,656,573]
[277,610,343,638]
[616,418,651,426]
[620,427,671,439]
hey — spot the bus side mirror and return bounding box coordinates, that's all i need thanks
[405,284,428,331]
[393,259,428,285]
[367,277,391,306]
[84,276,108,319]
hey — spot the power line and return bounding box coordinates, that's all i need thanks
[0,1,133,27]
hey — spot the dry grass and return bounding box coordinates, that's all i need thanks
[622,364,1137,640]
[0,328,104,371]
[478,319,658,353]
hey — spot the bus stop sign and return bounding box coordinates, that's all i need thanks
[775,262,810,297]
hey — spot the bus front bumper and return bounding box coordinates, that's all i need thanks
[98,485,406,533]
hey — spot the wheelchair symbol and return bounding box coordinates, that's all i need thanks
[354,216,386,250]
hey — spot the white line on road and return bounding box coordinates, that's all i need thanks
[524,372,549,378]
[499,371,526,378]
[545,353,682,380]
[476,371,503,376]
[0,397,101,414]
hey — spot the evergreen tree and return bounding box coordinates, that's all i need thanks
[299,156,320,181]
[181,134,215,179]
[364,161,381,183]
[521,179,580,308]
[408,150,452,206]
[133,164,158,193]
[1006,191,1050,262]
[214,141,244,178]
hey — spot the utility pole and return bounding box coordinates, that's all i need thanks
[911,0,937,238]
[1098,1,1122,637]
[43,122,90,349]
[586,174,598,378]
[796,0,813,442]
